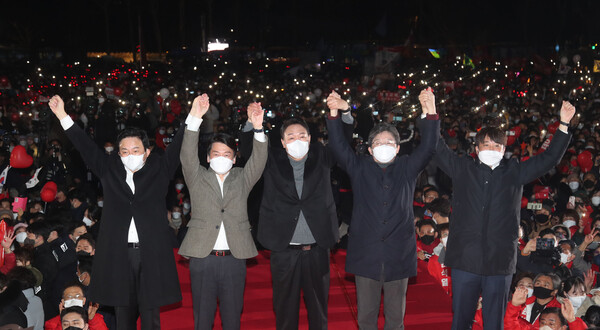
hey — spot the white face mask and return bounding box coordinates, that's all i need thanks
[104,146,114,153]
[172,212,181,219]
[209,156,234,175]
[64,298,84,308]
[568,295,586,309]
[82,217,93,227]
[372,145,397,163]
[441,236,448,248]
[285,140,309,159]
[539,326,553,330]
[478,150,504,167]
[15,231,27,244]
[560,252,571,264]
[569,181,580,191]
[121,154,145,172]
[504,151,513,159]
[563,220,576,228]
[175,183,185,191]
[159,129,166,135]
[527,288,534,298]
[97,201,104,208]
[183,202,190,209]
[98,97,105,104]
[228,100,234,106]
[593,196,600,206]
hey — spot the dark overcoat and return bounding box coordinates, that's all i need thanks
[64,123,183,309]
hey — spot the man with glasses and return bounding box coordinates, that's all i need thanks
[325,89,439,329]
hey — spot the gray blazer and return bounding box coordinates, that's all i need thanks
[178,129,268,259]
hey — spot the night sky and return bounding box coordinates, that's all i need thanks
[0,0,598,55]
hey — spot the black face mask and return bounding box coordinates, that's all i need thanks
[534,214,550,224]
[64,327,84,330]
[584,180,596,189]
[420,235,435,245]
[23,238,36,246]
[533,286,554,299]
[76,251,91,257]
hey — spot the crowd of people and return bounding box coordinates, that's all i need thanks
[0,50,599,329]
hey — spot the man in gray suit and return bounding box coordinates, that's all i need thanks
[178,94,268,330]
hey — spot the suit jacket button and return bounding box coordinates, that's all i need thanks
[221,209,225,213]
[216,225,219,229]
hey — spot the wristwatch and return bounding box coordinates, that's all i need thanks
[253,128,264,133]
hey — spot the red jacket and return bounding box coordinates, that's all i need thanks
[427,255,451,296]
[504,301,587,329]
[44,311,108,330]
[0,252,15,274]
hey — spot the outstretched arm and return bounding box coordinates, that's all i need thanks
[405,88,440,178]
[325,91,359,172]
[243,102,268,189]
[518,101,574,184]
[180,94,211,188]
[48,95,108,177]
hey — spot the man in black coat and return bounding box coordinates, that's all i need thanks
[325,90,439,330]
[49,95,183,330]
[241,112,353,330]
[434,100,575,330]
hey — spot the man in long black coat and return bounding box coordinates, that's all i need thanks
[325,90,439,330]
[49,95,182,330]
[435,100,575,330]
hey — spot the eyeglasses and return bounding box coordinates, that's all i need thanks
[372,140,396,148]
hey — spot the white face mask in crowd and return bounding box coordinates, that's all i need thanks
[209,157,234,175]
[121,154,145,172]
[569,181,580,191]
[593,196,600,206]
[285,140,309,159]
[563,220,576,228]
[441,236,448,248]
[82,217,93,227]
[478,150,504,167]
[97,201,104,208]
[372,145,397,163]
[104,146,114,153]
[64,298,84,308]
[175,183,185,191]
[568,294,586,310]
[527,288,534,298]
[15,231,27,244]
[560,252,571,264]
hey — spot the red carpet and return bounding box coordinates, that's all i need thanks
[160,249,453,329]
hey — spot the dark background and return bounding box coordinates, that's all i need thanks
[0,0,597,55]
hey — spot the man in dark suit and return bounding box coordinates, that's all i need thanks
[242,110,353,330]
[178,96,268,330]
[435,100,575,330]
[48,95,182,330]
[325,89,439,330]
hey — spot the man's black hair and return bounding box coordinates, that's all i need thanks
[538,228,556,238]
[416,219,437,231]
[62,281,87,298]
[428,198,451,217]
[207,133,237,154]
[60,306,89,324]
[67,189,86,203]
[585,305,600,327]
[437,222,450,233]
[13,246,34,264]
[67,221,87,236]
[117,127,150,150]
[7,266,36,290]
[539,307,566,327]
[77,233,96,250]
[280,117,310,137]
[26,221,51,242]
[475,126,507,146]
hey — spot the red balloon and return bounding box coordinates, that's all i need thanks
[9,146,33,168]
[40,181,57,202]
[114,87,124,97]
[577,150,593,173]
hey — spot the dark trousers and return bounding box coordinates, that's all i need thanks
[355,275,408,330]
[189,254,246,330]
[115,248,160,330]
[451,268,512,330]
[271,246,330,330]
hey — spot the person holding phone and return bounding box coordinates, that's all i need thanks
[434,100,576,330]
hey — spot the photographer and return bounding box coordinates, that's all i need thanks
[518,228,571,276]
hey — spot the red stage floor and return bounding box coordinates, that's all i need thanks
[159,249,453,329]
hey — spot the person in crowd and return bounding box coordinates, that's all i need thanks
[243,93,353,329]
[49,95,183,330]
[178,95,267,330]
[60,306,89,330]
[75,234,95,257]
[505,283,587,329]
[416,219,440,261]
[13,247,42,287]
[25,221,58,317]
[7,266,43,329]
[0,272,28,328]
[435,101,575,330]
[44,282,107,330]
[326,89,439,329]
